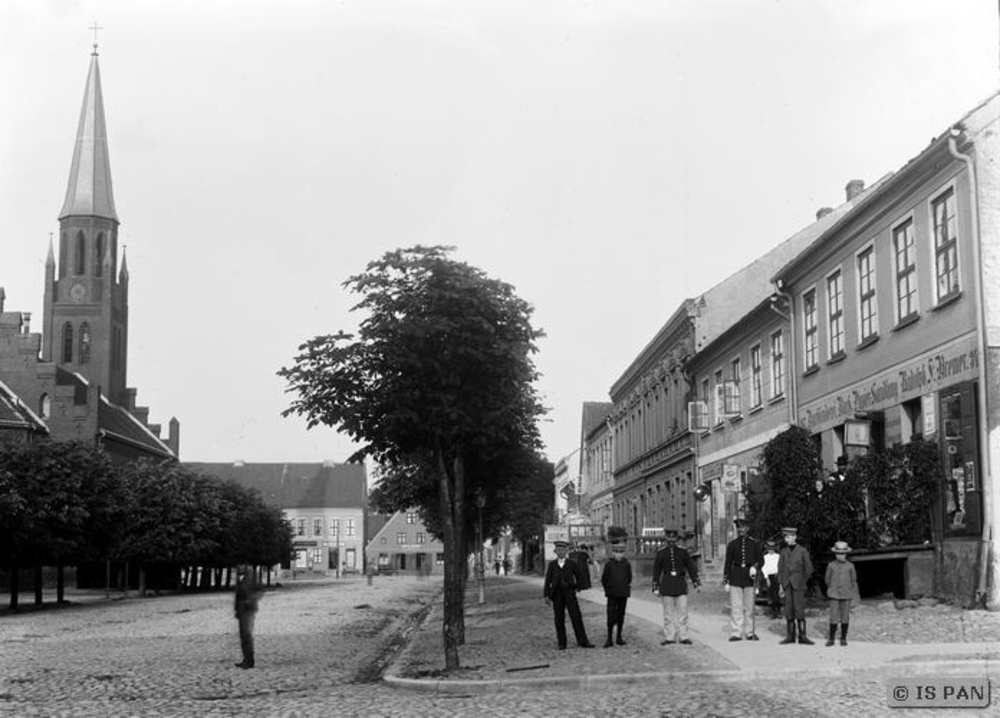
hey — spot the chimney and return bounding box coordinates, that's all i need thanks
[0,287,5,313]
[22,312,31,334]
[816,207,834,220]
[845,179,865,201]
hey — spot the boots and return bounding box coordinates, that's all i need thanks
[797,619,814,645]
[826,624,836,647]
[779,619,796,645]
[616,626,626,645]
[840,623,849,646]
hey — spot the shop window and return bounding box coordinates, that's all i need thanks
[941,384,981,536]
[902,398,923,443]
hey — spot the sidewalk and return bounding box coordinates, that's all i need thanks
[384,574,1000,693]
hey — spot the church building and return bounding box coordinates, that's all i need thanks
[0,45,178,461]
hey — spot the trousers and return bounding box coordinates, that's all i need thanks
[660,594,689,641]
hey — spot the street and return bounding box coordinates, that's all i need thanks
[1,576,991,717]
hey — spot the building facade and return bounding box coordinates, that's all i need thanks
[773,93,1000,605]
[580,401,614,530]
[366,510,445,576]
[188,461,367,575]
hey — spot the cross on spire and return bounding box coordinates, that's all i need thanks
[89,21,103,55]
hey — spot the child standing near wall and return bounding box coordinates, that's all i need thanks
[824,541,858,646]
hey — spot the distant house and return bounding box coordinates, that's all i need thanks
[366,510,444,576]
[187,461,367,574]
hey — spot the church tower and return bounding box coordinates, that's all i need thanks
[42,43,129,406]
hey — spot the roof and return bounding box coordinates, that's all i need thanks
[0,378,48,433]
[59,51,118,221]
[581,401,612,441]
[186,461,367,510]
[98,394,174,459]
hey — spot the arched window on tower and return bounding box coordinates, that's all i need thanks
[39,393,51,419]
[79,322,91,364]
[62,323,74,363]
[75,232,86,275]
[95,233,105,277]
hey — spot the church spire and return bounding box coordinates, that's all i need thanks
[58,47,118,222]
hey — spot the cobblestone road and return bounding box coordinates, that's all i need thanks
[1,576,993,717]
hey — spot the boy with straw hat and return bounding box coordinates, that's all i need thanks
[824,541,858,646]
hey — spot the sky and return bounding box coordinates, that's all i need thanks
[1,0,997,466]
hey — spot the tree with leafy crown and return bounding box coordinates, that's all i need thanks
[279,246,545,670]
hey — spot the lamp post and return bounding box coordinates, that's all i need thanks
[476,489,486,605]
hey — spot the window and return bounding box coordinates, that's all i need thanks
[932,188,959,301]
[857,246,878,342]
[827,271,844,358]
[345,518,356,537]
[803,289,818,370]
[729,357,742,416]
[406,512,416,524]
[436,553,445,565]
[313,518,323,536]
[416,533,426,544]
[309,548,322,566]
[79,322,91,364]
[296,518,306,536]
[770,331,785,399]
[39,393,51,419]
[75,232,86,275]
[62,323,74,363]
[397,532,407,545]
[329,518,340,535]
[95,233,105,277]
[893,218,918,322]
[749,344,762,409]
[713,369,724,425]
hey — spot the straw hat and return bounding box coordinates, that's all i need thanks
[831,540,851,554]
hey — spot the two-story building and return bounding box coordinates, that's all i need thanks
[366,510,445,575]
[188,461,367,575]
[773,92,1000,605]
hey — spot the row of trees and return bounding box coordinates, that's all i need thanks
[0,439,294,610]
[280,246,549,670]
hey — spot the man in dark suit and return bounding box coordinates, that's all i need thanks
[543,540,595,649]
[723,517,764,641]
[652,527,700,645]
[234,564,262,668]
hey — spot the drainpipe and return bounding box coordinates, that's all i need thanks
[948,127,993,608]
[769,282,797,425]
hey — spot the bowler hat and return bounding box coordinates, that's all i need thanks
[831,541,851,553]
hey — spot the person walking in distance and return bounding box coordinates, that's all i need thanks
[543,540,596,649]
[777,527,814,645]
[652,527,701,645]
[723,518,764,641]
[600,542,632,647]
[824,541,858,646]
[234,564,262,668]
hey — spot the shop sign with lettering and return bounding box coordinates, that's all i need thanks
[800,335,978,433]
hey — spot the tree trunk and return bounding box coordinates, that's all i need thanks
[57,565,65,603]
[33,565,43,606]
[437,447,464,670]
[139,565,147,597]
[9,567,19,611]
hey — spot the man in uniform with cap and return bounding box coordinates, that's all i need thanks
[723,517,764,641]
[777,526,815,645]
[543,540,596,649]
[652,527,701,645]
